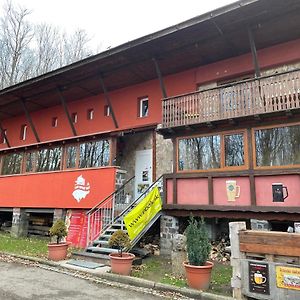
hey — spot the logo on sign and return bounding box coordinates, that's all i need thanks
[72,175,90,203]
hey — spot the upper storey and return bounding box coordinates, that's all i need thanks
[0,0,300,149]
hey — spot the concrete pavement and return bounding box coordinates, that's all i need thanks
[0,252,233,300]
[0,261,170,300]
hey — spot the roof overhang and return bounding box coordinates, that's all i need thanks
[0,0,300,119]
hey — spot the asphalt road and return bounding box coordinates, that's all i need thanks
[0,261,166,300]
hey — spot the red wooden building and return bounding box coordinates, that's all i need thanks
[0,0,300,249]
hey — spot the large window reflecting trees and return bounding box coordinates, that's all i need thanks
[255,124,300,167]
[178,132,246,171]
[0,138,111,175]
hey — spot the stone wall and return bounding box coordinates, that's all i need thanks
[155,133,173,178]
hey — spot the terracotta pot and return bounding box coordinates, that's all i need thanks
[183,261,214,290]
[48,242,69,261]
[109,252,135,275]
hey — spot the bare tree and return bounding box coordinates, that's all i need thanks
[0,1,96,89]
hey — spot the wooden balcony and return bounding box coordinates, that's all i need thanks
[162,69,300,128]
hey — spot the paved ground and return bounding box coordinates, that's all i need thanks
[0,261,171,300]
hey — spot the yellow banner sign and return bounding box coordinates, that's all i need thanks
[124,187,162,240]
[276,266,300,291]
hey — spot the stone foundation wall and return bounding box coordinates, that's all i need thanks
[160,215,179,257]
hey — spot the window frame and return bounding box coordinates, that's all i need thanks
[138,97,149,118]
[176,129,248,173]
[20,124,27,141]
[87,109,94,120]
[252,122,300,169]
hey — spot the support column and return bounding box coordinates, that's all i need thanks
[11,208,29,237]
[53,209,66,223]
[229,221,247,300]
[160,215,179,257]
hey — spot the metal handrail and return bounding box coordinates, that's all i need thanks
[114,174,164,222]
[86,175,135,246]
[86,175,135,215]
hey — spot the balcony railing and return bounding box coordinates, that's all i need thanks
[162,69,300,128]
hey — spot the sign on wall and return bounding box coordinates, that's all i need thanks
[276,266,300,291]
[249,261,270,295]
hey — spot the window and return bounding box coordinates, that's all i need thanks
[25,151,36,173]
[87,109,94,120]
[104,105,110,117]
[139,97,148,117]
[0,129,7,144]
[66,145,77,169]
[20,125,27,140]
[1,153,23,175]
[224,133,245,167]
[71,113,78,123]
[52,117,58,127]
[79,140,110,168]
[178,135,221,171]
[178,131,246,171]
[255,124,300,167]
[36,147,62,172]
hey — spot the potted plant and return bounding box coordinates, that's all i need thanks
[183,216,213,290]
[108,229,135,275]
[48,219,69,261]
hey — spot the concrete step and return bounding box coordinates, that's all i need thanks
[87,246,119,254]
[93,240,110,246]
[71,251,110,265]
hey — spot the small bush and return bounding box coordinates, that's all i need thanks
[49,219,68,244]
[108,230,131,257]
[185,216,211,266]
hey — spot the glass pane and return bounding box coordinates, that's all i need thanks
[36,147,62,172]
[25,152,36,172]
[79,140,110,168]
[178,135,221,170]
[66,145,77,169]
[255,125,300,166]
[1,153,23,175]
[225,134,245,167]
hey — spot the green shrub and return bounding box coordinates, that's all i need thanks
[185,216,211,266]
[49,219,68,244]
[108,229,131,257]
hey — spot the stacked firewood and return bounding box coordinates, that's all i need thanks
[210,238,231,262]
[140,242,160,256]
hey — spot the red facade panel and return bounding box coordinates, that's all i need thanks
[0,167,117,209]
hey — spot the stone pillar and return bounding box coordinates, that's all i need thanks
[160,215,179,257]
[53,209,66,223]
[11,208,29,237]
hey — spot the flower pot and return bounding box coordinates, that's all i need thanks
[109,252,135,275]
[48,242,69,261]
[183,261,214,290]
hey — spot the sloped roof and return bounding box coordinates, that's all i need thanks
[0,0,300,119]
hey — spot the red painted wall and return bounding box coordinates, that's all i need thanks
[1,38,300,150]
[255,176,300,207]
[166,175,300,209]
[0,167,116,209]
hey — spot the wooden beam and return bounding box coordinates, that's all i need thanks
[152,57,167,98]
[208,176,214,205]
[20,98,40,143]
[57,88,77,136]
[247,27,261,78]
[0,122,10,148]
[239,230,300,256]
[99,75,119,129]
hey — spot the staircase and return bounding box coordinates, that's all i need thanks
[74,175,163,263]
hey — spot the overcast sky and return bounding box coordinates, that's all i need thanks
[1,0,236,50]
